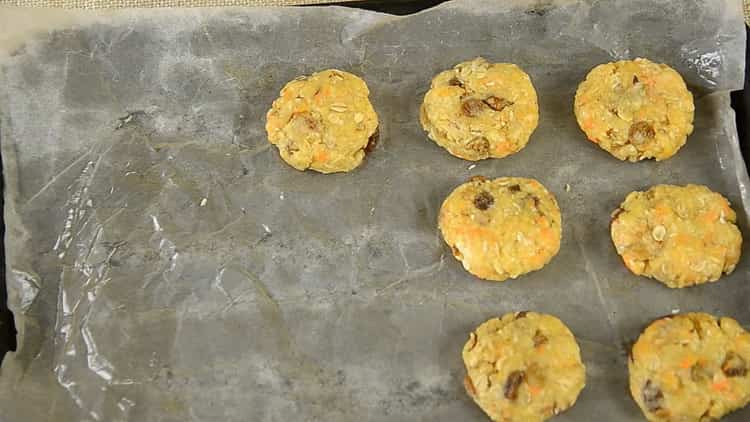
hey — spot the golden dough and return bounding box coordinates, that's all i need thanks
[611,184,742,288]
[630,313,750,422]
[463,312,586,422]
[420,57,539,160]
[265,69,379,173]
[439,176,561,281]
[574,58,694,161]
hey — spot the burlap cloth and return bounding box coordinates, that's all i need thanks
[1,0,749,26]
[3,0,348,6]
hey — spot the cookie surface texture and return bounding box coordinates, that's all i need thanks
[611,184,742,288]
[463,312,586,422]
[420,57,539,160]
[265,69,379,173]
[574,58,694,161]
[439,176,561,281]
[630,313,750,422]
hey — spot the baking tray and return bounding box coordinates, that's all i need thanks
[0,0,748,420]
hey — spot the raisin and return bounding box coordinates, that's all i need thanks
[483,96,513,112]
[468,137,490,154]
[629,121,655,145]
[691,363,712,382]
[462,98,485,117]
[293,112,318,131]
[449,77,465,88]
[722,352,748,377]
[503,370,526,400]
[365,127,379,153]
[642,380,664,412]
[515,311,528,319]
[533,330,548,347]
[473,191,495,211]
[606,128,615,138]
[633,75,640,84]
[508,184,521,192]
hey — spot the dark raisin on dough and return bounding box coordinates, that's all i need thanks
[365,127,380,153]
[508,184,521,192]
[483,96,513,112]
[533,330,548,347]
[515,311,529,319]
[504,370,526,400]
[642,380,664,412]
[629,121,656,145]
[468,137,490,154]
[633,75,640,84]
[462,98,485,117]
[691,363,712,382]
[606,128,615,138]
[473,191,495,210]
[293,112,319,130]
[449,77,465,88]
[722,352,748,377]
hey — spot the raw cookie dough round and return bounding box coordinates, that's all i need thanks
[438,176,561,281]
[610,184,742,288]
[629,313,750,422]
[265,69,379,173]
[420,57,539,160]
[574,58,694,161]
[463,312,586,422]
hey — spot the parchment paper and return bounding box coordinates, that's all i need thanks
[0,1,748,420]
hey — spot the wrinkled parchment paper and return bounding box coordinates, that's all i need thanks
[0,1,748,420]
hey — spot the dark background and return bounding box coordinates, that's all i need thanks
[0,0,748,365]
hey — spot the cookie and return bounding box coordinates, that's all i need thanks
[265,69,379,173]
[438,176,561,281]
[629,313,750,422]
[574,58,694,161]
[610,184,742,288]
[420,57,539,161]
[463,312,586,422]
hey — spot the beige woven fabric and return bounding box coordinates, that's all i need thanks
[1,0,351,7]
[1,0,748,23]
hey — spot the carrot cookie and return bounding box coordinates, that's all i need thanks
[574,58,694,161]
[420,57,539,160]
[463,312,586,422]
[610,185,742,288]
[439,176,561,281]
[629,313,750,422]
[265,69,379,173]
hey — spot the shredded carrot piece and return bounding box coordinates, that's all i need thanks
[702,209,720,223]
[679,355,697,369]
[711,379,730,392]
[528,385,543,396]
